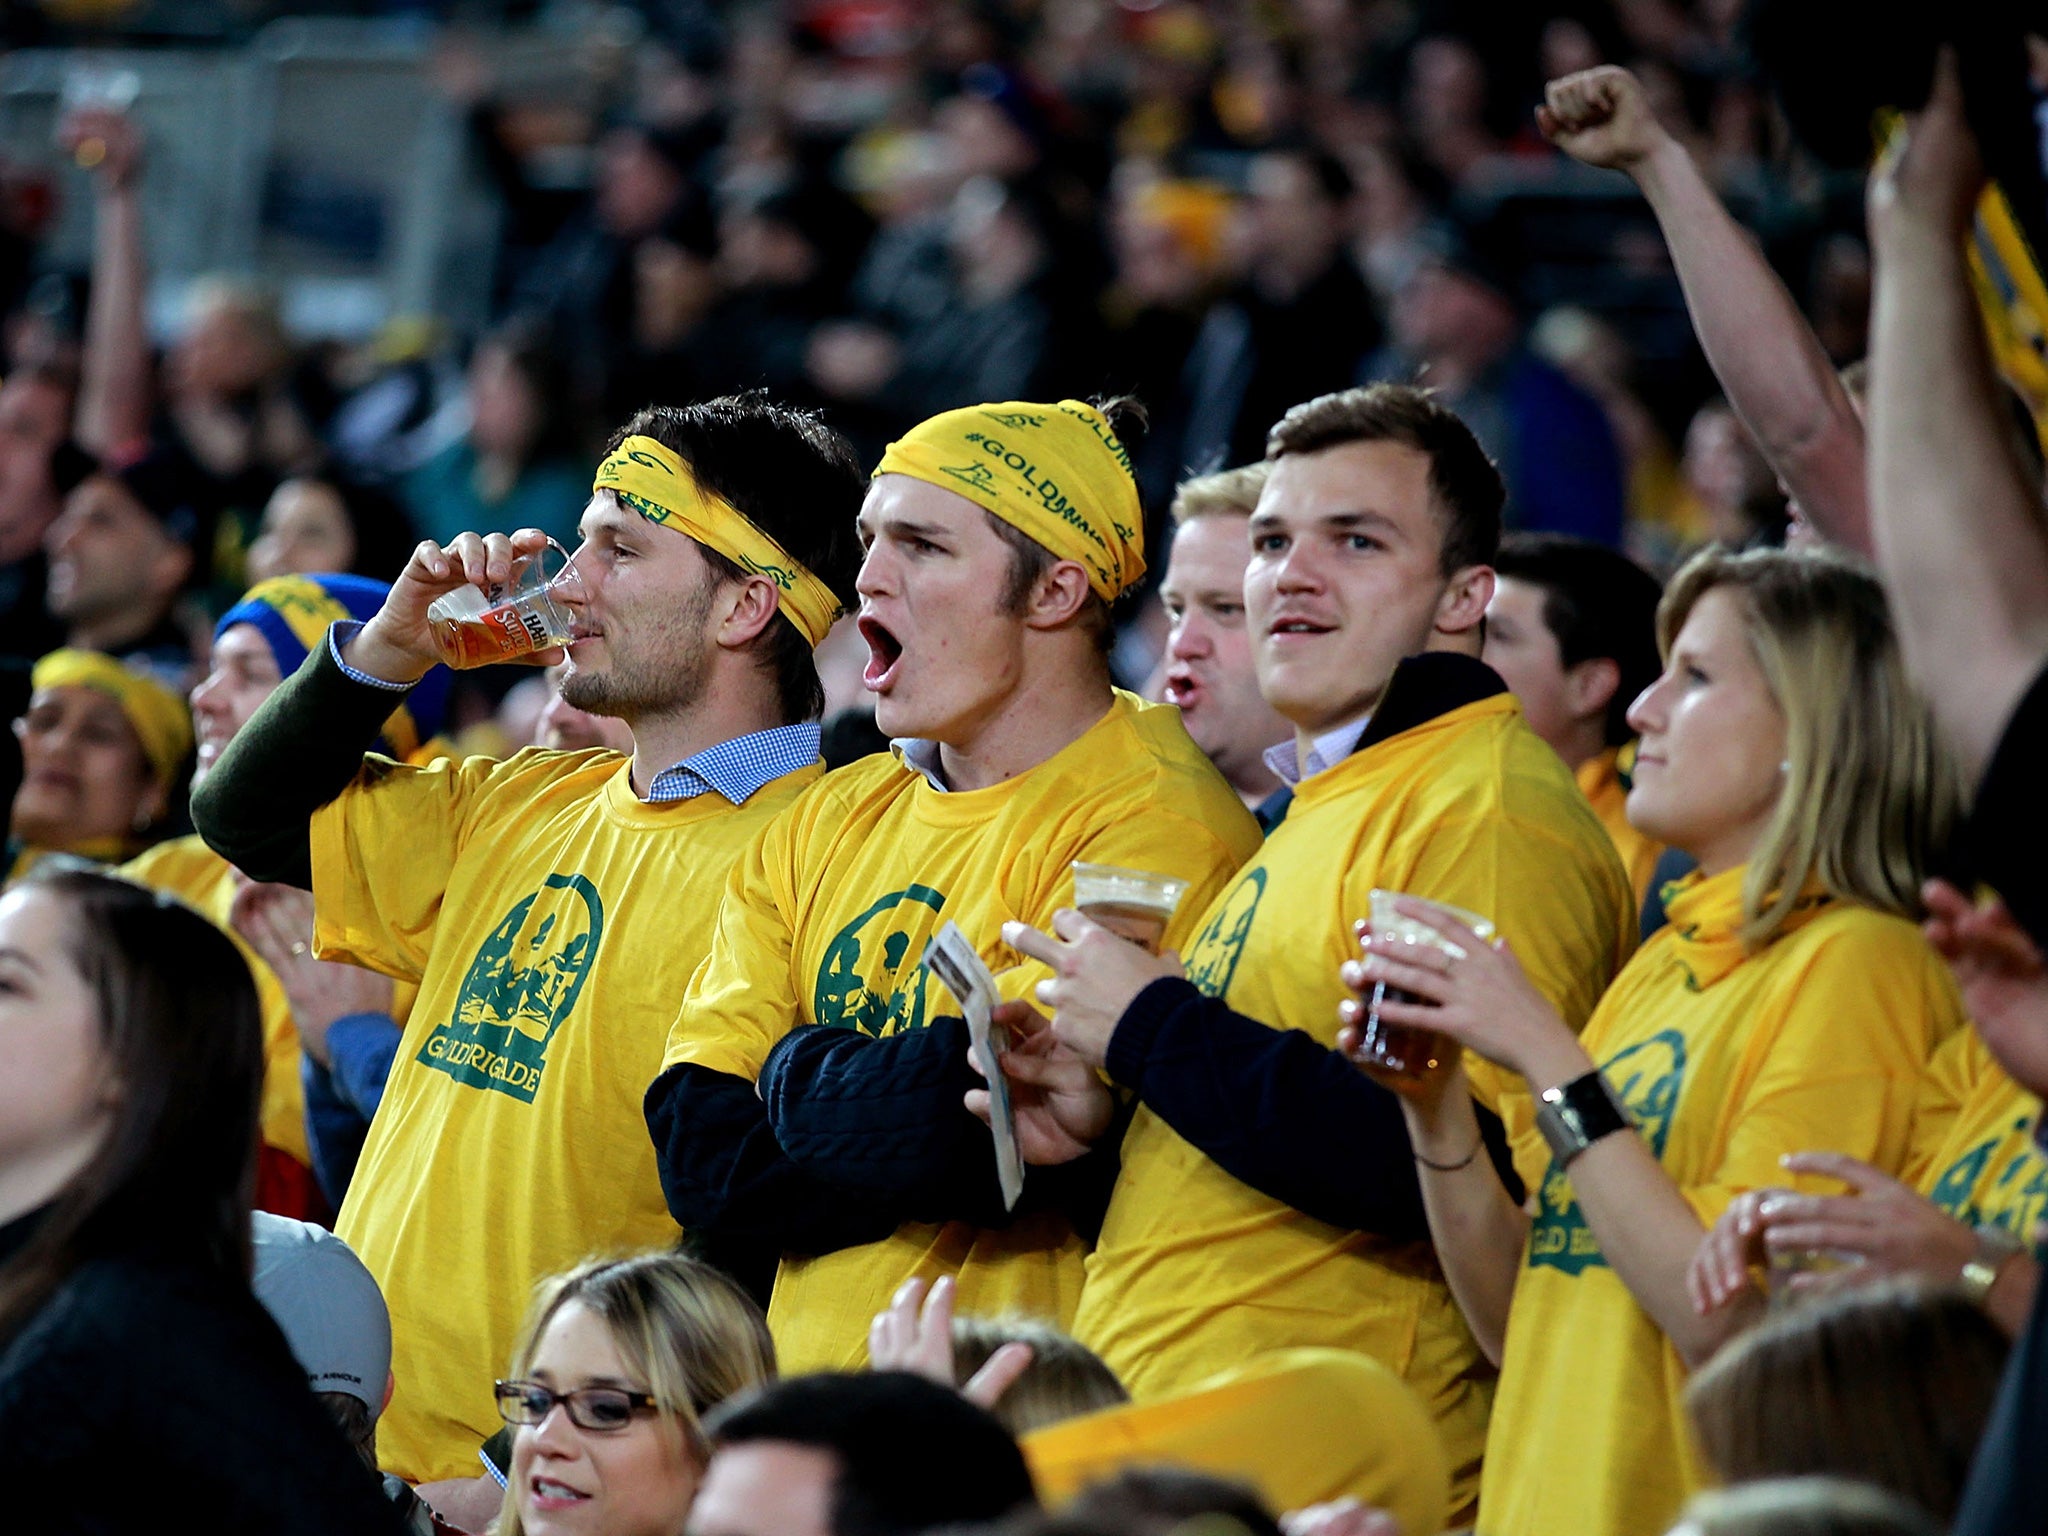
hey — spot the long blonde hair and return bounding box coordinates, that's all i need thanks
[497,1252,776,1536]
[1657,548,1960,949]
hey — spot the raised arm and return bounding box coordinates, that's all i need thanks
[1866,51,2048,785]
[63,108,153,459]
[1541,66,1871,554]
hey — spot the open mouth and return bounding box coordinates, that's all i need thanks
[1267,618,1333,641]
[528,1477,590,1507]
[859,615,904,691]
[1163,670,1201,707]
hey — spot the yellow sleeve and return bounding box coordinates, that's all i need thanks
[661,808,803,1082]
[1680,922,1963,1229]
[1903,1028,1986,1190]
[308,752,496,982]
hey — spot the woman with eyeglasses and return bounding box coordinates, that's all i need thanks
[493,1251,777,1536]
[0,868,402,1528]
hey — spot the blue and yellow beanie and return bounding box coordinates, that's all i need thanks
[215,573,452,761]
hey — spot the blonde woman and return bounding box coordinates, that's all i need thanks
[1338,549,1966,1536]
[493,1253,775,1536]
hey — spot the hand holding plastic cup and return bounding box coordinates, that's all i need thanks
[1071,863,1189,954]
[1356,889,1496,1078]
[427,538,580,668]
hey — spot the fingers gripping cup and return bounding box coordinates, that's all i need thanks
[427,540,579,668]
[1360,889,1496,1078]
[1071,863,1190,954]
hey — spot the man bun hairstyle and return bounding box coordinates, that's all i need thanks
[1265,384,1504,576]
[607,393,866,723]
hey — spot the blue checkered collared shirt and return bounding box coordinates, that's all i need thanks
[643,721,820,804]
[328,621,819,806]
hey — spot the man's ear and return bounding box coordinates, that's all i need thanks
[1022,559,1095,632]
[716,575,783,651]
[1564,655,1622,727]
[1434,564,1495,638]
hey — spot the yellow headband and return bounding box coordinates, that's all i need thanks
[29,649,193,791]
[873,399,1145,601]
[593,437,843,647]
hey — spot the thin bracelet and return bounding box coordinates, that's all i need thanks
[1415,1136,1483,1173]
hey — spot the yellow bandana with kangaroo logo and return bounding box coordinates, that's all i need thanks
[594,435,842,646]
[874,399,1146,600]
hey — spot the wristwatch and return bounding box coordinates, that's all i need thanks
[1959,1224,2026,1308]
[1535,1069,1634,1168]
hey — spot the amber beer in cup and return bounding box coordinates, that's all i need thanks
[427,540,579,668]
[1071,863,1190,954]
[1359,889,1496,1078]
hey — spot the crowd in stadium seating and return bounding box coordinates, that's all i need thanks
[0,3,2045,1536]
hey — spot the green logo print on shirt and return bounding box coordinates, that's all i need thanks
[1184,867,1267,1001]
[1528,1029,1686,1276]
[418,873,606,1101]
[1929,1116,2048,1236]
[815,884,947,1037]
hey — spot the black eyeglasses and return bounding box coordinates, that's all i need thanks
[495,1379,659,1432]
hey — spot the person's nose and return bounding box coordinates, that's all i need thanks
[1626,674,1669,738]
[45,512,79,557]
[1271,541,1321,595]
[189,672,225,718]
[855,542,894,602]
[526,1400,582,1457]
[1167,611,1211,660]
[554,545,595,611]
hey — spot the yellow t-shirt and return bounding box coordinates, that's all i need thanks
[1911,1027,2048,1238]
[1072,692,1637,1509]
[664,691,1261,1374]
[314,746,821,1481]
[1480,867,1965,1536]
[1577,744,1665,914]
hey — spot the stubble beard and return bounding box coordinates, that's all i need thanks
[557,574,719,725]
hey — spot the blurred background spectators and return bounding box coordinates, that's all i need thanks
[0,0,1865,704]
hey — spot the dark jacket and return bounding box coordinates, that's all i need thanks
[0,1208,405,1532]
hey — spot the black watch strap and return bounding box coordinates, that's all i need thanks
[1535,1069,1634,1168]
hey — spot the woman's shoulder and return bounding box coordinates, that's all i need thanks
[1788,898,1945,969]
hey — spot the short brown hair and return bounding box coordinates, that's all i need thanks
[986,511,1114,654]
[1684,1280,2007,1524]
[950,1315,1127,1436]
[1170,463,1268,525]
[1264,384,1503,575]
